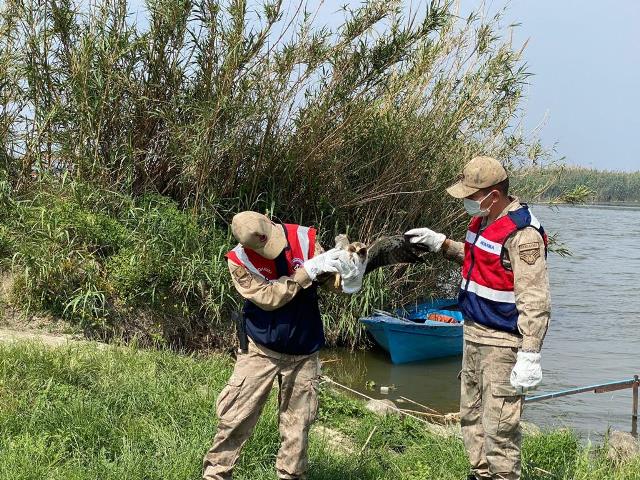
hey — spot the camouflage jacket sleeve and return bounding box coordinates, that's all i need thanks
[505,228,551,353]
[227,241,341,311]
[442,239,465,265]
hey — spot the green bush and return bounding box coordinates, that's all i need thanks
[6,194,113,326]
[0,168,478,348]
[0,180,237,345]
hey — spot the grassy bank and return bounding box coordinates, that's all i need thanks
[0,341,638,479]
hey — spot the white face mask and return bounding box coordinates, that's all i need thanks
[464,191,494,217]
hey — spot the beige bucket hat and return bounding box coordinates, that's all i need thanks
[231,211,287,260]
[446,156,508,198]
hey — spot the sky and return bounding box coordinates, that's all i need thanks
[126,0,640,172]
[497,0,640,171]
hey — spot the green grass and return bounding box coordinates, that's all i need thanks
[0,342,639,479]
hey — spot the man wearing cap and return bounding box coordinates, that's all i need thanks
[405,156,551,480]
[202,211,348,480]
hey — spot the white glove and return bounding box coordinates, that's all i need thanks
[404,227,446,252]
[302,248,342,281]
[334,250,358,279]
[510,351,542,390]
[338,253,367,294]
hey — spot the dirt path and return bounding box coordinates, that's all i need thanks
[0,327,85,347]
[0,325,108,349]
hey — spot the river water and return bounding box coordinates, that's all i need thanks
[323,204,640,437]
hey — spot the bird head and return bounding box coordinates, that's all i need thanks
[347,242,368,263]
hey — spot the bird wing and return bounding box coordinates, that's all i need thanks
[364,235,430,275]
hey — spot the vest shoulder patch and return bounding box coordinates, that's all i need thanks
[518,242,541,265]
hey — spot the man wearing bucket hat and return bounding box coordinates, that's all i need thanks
[405,156,551,480]
[202,211,348,480]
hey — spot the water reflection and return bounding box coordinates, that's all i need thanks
[323,347,461,414]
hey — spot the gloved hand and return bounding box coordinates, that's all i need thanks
[334,250,358,279]
[404,227,447,253]
[303,248,343,281]
[510,351,542,391]
[338,254,367,294]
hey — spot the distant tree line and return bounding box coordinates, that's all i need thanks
[515,167,640,204]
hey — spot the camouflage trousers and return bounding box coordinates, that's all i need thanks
[460,340,524,480]
[202,340,321,480]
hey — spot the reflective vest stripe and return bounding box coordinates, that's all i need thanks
[460,278,516,303]
[465,230,477,244]
[297,225,311,261]
[529,212,541,229]
[465,230,502,256]
[229,245,269,281]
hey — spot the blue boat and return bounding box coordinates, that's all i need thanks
[360,298,464,364]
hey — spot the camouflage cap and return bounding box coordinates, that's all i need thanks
[231,211,287,260]
[446,156,508,198]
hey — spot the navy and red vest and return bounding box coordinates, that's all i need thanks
[458,204,548,334]
[226,223,324,355]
